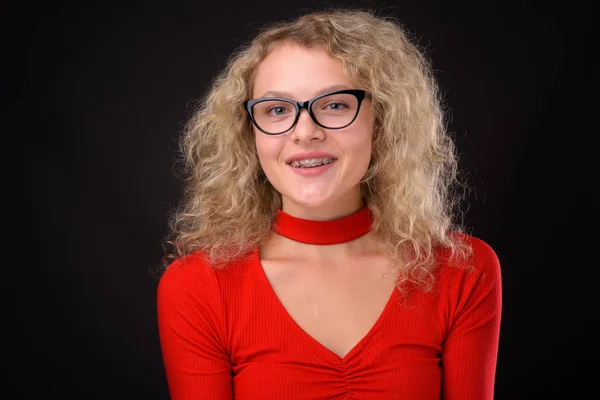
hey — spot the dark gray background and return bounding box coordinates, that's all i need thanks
[12,0,594,398]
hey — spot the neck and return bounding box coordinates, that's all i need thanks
[265,230,381,262]
[280,195,365,221]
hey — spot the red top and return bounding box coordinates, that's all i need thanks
[157,213,502,399]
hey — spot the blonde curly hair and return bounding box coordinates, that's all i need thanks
[161,7,472,291]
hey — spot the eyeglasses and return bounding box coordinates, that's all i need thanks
[245,89,367,135]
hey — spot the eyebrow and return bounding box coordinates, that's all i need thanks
[258,84,353,99]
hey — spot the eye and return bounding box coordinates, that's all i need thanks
[324,102,348,111]
[266,105,293,116]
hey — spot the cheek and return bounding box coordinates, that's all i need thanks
[356,140,373,170]
[347,125,374,162]
[254,132,283,169]
[254,134,266,162]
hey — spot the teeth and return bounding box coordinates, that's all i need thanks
[289,158,335,168]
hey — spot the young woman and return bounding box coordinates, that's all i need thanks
[157,8,502,400]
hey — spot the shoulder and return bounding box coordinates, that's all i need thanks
[435,232,502,293]
[156,253,220,313]
[157,250,257,305]
[442,232,500,274]
[156,252,239,352]
[158,252,216,293]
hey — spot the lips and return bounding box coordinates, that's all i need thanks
[285,151,337,164]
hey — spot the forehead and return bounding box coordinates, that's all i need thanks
[252,42,356,99]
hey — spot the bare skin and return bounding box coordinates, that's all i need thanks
[259,230,398,359]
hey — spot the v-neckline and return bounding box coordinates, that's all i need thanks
[253,248,398,365]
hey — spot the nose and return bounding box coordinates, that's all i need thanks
[291,109,325,142]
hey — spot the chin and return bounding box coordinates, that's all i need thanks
[280,190,333,208]
[277,181,362,215]
[288,194,331,208]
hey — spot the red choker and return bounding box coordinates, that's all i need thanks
[272,206,374,245]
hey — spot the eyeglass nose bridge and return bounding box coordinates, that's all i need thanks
[291,99,321,130]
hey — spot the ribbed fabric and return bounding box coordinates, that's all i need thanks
[272,206,373,244]
[157,231,502,399]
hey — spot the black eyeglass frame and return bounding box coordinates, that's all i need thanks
[245,89,368,135]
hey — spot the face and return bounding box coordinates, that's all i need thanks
[251,42,374,219]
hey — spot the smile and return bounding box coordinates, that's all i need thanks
[288,158,336,168]
[286,159,337,177]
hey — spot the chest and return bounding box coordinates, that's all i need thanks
[259,256,397,359]
[226,255,446,398]
[223,254,448,398]
[219,249,456,398]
